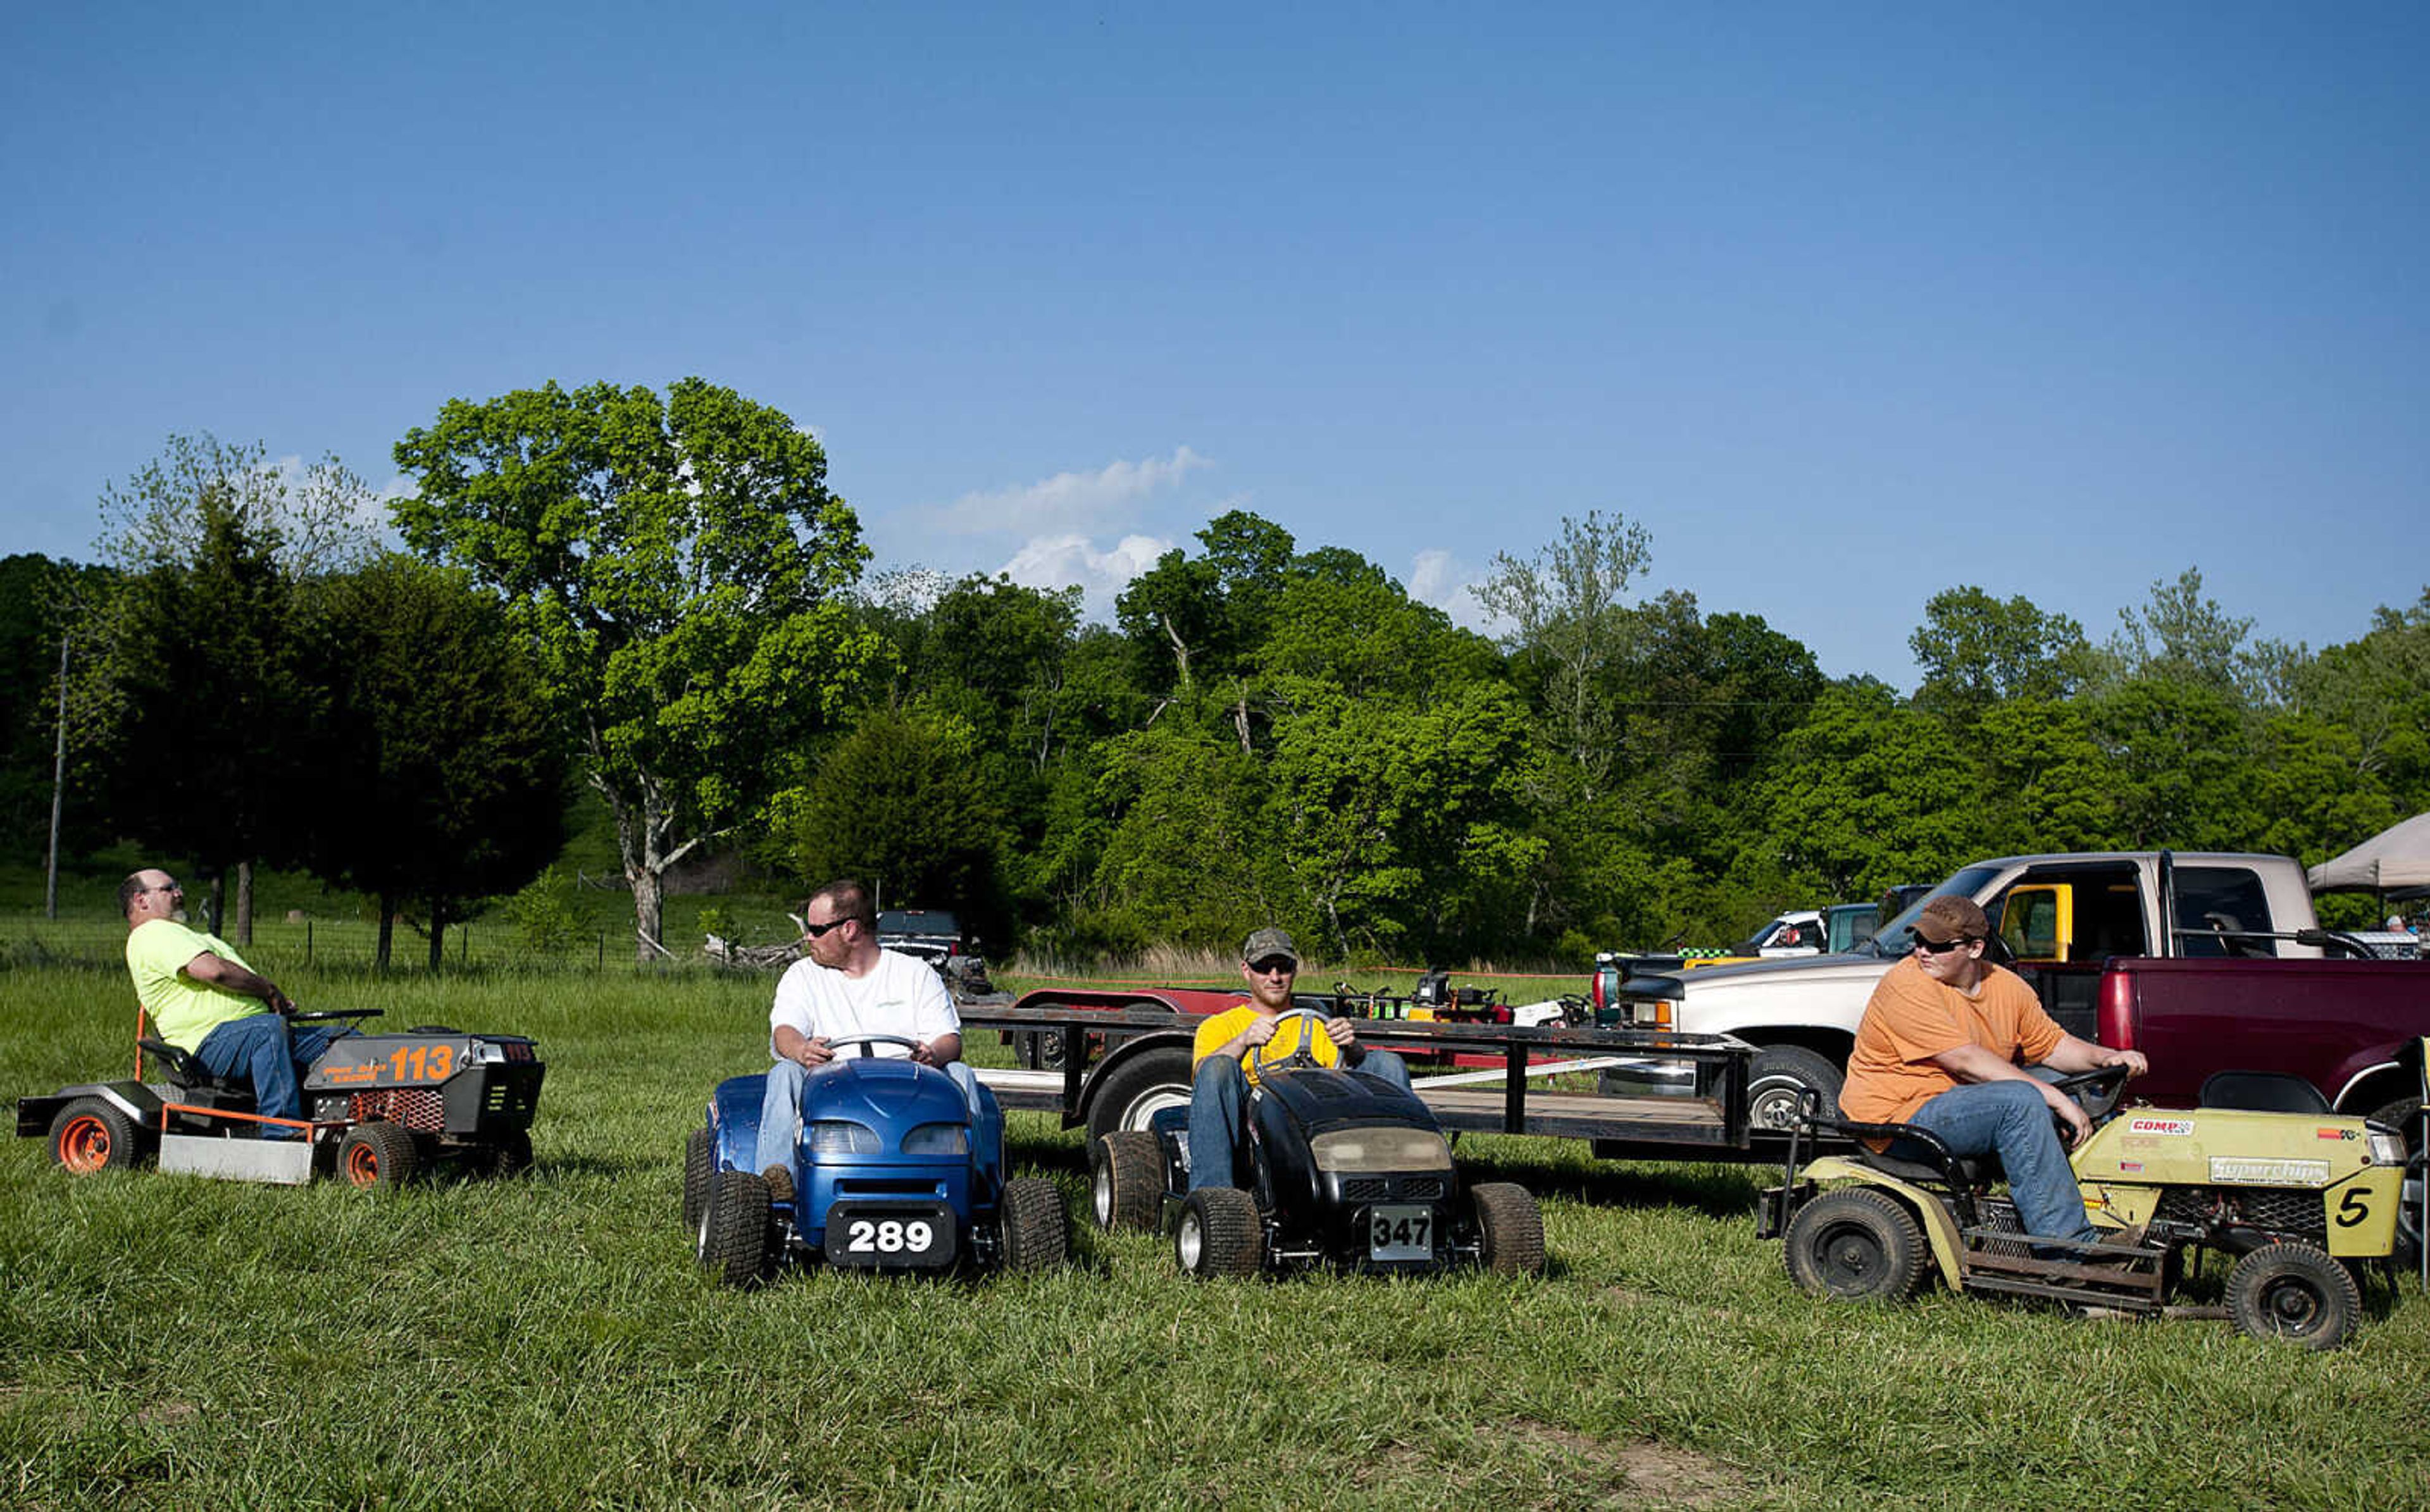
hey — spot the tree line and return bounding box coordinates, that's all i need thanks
[6,378,2424,965]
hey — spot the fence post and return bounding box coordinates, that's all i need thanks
[306,919,313,967]
[461,924,469,966]
[597,931,605,971]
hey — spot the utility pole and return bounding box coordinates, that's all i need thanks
[44,627,69,919]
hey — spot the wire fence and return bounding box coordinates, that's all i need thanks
[0,912,689,976]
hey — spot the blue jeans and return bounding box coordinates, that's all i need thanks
[1891,1079,2096,1244]
[1187,1049,1413,1192]
[754,1059,1000,1191]
[194,1013,342,1134]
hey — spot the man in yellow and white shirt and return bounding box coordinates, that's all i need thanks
[1187,926,1411,1191]
[120,869,339,1135]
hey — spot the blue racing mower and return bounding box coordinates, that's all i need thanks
[684,1034,1069,1286]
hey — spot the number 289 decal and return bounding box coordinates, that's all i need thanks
[847,1218,937,1254]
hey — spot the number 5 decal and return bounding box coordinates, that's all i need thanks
[2335,1187,2373,1228]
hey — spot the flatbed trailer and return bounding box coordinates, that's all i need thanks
[961,993,1755,1162]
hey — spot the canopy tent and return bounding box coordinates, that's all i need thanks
[2307,812,2430,896]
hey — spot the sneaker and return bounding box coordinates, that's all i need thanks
[761,1165,795,1203]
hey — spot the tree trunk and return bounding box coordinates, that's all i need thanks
[235,860,254,945]
[207,872,225,938]
[632,867,664,965]
[375,891,396,970]
[427,900,447,972]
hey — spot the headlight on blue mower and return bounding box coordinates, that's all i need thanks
[808,1120,882,1156]
[2368,1129,2407,1167]
[1311,1127,1454,1174]
[900,1122,971,1156]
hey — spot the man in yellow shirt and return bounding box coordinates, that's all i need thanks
[1187,926,1411,1191]
[120,869,337,1135]
[1840,896,2148,1244]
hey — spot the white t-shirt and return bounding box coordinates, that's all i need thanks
[769,948,959,1060]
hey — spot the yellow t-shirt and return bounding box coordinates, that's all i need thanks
[1192,1003,1340,1086]
[1840,957,2065,1125]
[125,917,267,1052]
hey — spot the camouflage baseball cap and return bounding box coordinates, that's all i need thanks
[1240,926,1299,967]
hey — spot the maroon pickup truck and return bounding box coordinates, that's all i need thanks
[2098,954,2428,1128]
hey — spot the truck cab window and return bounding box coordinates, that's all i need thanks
[2173,866,2276,958]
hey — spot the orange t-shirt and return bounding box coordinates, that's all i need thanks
[1839,957,2064,1125]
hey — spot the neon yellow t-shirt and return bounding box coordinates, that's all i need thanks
[125,918,267,1052]
[1191,1003,1340,1086]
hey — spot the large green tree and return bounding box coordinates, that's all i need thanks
[301,557,571,969]
[394,378,882,959]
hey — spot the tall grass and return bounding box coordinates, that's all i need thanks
[4,966,2426,1509]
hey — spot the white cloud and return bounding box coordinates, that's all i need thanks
[935,447,1209,537]
[1000,532,1174,621]
[1407,548,1499,634]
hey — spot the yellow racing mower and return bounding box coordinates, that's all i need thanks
[1760,1055,2427,1351]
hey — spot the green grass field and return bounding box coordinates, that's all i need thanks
[5,965,2427,1510]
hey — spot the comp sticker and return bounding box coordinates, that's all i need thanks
[2129,1117,2195,1137]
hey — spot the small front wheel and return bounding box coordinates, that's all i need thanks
[339,1121,419,1189]
[1091,1131,1165,1232]
[682,1125,714,1232]
[1783,1187,1928,1302]
[1175,1187,1263,1279]
[997,1177,1069,1273]
[697,1170,773,1288]
[2228,1242,2359,1351]
[1470,1182,1546,1275]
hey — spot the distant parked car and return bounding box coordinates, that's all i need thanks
[878,908,995,996]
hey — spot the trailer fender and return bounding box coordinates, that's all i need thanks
[16,1081,164,1140]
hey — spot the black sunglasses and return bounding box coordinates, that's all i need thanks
[802,917,852,938]
[1911,933,1975,955]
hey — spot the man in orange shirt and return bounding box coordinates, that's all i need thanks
[1841,895,2148,1244]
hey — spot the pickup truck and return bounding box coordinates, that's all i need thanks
[1598,850,2427,1139]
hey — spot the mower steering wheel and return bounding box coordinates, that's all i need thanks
[823,1033,925,1060]
[1255,1007,1333,1075]
[2045,1062,2133,1124]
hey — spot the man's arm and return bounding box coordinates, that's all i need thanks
[2040,1033,2148,1079]
[181,951,292,1015]
[911,1032,963,1067]
[1929,1041,2091,1144]
[773,1024,833,1070]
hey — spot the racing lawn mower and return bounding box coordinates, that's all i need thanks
[1760,1060,2422,1350]
[17,1006,545,1187]
[687,1034,1068,1286]
[1088,1008,1547,1279]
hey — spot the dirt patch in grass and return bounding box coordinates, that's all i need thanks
[1504,1418,1750,1508]
[137,1399,199,1428]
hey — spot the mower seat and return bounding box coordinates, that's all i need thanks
[2199,1070,2330,1115]
[1849,1143,1999,1191]
[138,1036,257,1113]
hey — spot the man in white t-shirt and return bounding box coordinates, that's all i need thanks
[754,879,993,1192]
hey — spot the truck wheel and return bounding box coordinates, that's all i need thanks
[1176,1187,1263,1278]
[1783,1188,1928,1301]
[339,1121,419,1189]
[1092,1131,1166,1232]
[682,1125,716,1230]
[698,1170,773,1288]
[2228,1242,2359,1351]
[1470,1182,1547,1275]
[997,1177,1069,1273]
[1749,1046,1843,1134]
[49,1099,147,1175]
[1085,1046,1193,1144]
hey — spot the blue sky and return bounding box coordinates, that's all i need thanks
[5,4,2423,683]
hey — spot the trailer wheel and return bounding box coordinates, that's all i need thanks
[682,1125,714,1231]
[1085,1046,1193,1144]
[339,1121,419,1189]
[1783,1187,1928,1301]
[1092,1131,1165,1232]
[1749,1046,1842,1134]
[997,1177,1069,1273]
[50,1099,147,1175]
[2228,1242,2359,1351]
[1176,1187,1263,1278]
[1470,1182,1546,1275]
[697,1170,773,1288]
